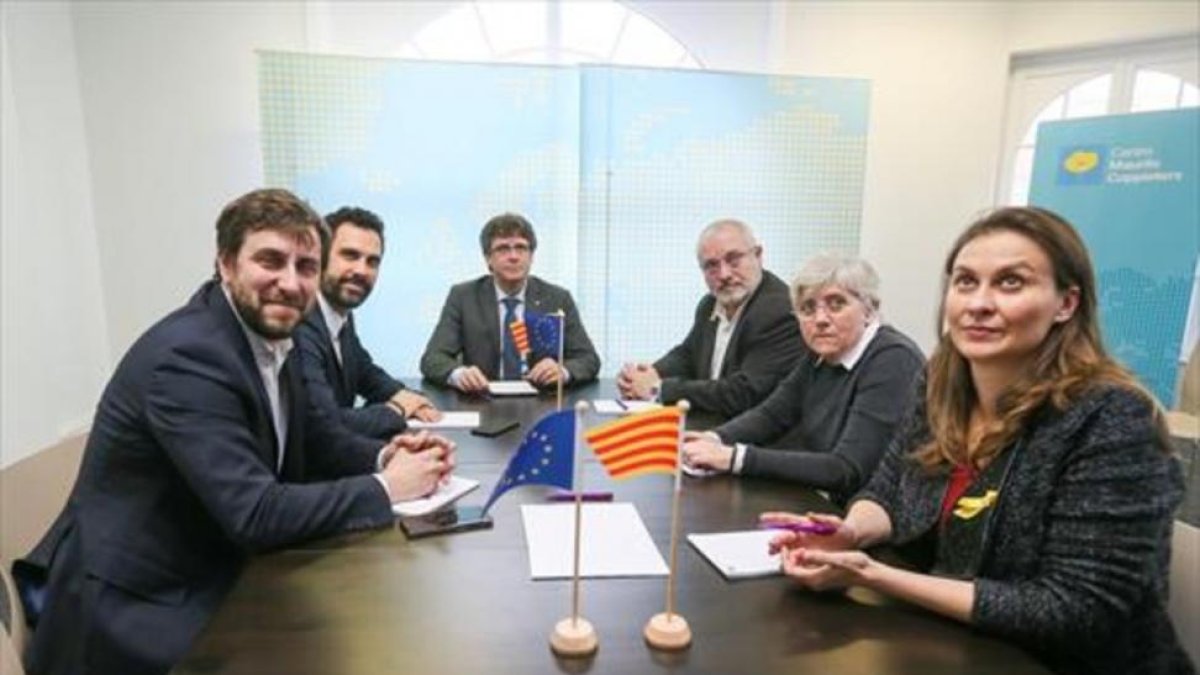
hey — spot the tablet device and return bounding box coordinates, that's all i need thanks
[399,505,493,539]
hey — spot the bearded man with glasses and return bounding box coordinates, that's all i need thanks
[618,218,804,418]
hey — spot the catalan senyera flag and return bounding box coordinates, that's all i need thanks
[508,319,531,357]
[585,407,683,480]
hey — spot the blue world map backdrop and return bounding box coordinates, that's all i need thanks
[259,53,870,378]
[1031,109,1199,406]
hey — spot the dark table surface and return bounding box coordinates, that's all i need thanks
[175,381,1049,675]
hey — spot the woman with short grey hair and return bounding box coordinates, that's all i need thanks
[681,253,923,504]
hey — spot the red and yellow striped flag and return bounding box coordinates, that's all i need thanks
[585,407,683,480]
[509,319,530,356]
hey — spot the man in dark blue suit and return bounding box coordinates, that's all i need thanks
[295,207,441,439]
[15,189,454,675]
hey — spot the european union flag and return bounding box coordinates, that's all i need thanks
[525,309,563,359]
[483,409,575,513]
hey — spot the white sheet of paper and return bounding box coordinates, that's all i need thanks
[520,502,669,579]
[406,411,481,430]
[391,475,480,517]
[687,530,782,580]
[591,399,662,415]
[487,380,538,396]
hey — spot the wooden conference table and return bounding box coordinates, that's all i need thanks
[175,381,1049,675]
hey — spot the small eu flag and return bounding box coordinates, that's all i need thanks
[525,309,563,359]
[483,409,575,513]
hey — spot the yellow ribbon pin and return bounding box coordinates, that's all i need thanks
[953,489,999,520]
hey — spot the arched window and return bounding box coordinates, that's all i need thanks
[397,1,700,68]
[1000,37,1198,206]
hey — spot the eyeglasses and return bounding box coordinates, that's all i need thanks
[490,242,531,256]
[700,248,756,275]
[795,293,856,319]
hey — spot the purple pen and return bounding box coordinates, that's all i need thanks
[547,490,614,503]
[759,520,838,536]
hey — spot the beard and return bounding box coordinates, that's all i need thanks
[321,274,373,311]
[229,283,309,340]
[713,283,749,309]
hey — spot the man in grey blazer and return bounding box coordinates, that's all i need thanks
[420,213,600,393]
[617,219,804,418]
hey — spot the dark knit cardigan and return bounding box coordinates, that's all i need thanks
[853,384,1193,675]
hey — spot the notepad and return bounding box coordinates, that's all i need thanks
[391,475,480,517]
[520,502,669,579]
[591,399,662,415]
[407,411,481,430]
[687,530,782,580]
[487,380,538,396]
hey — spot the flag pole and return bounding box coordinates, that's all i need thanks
[555,310,565,411]
[550,401,598,657]
[643,400,692,651]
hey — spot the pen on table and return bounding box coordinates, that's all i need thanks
[615,399,629,411]
[547,490,614,502]
[758,520,838,535]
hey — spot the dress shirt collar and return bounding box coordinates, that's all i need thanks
[493,280,527,305]
[317,293,349,340]
[831,319,881,371]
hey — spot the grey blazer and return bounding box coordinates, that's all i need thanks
[419,275,600,386]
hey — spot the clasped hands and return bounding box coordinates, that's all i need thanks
[387,389,442,422]
[454,357,566,394]
[761,511,880,592]
[616,362,661,400]
[379,431,456,502]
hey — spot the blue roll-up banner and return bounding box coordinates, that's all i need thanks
[1030,109,1199,407]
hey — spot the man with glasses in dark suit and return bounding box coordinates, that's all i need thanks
[420,213,600,394]
[617,218,804,418]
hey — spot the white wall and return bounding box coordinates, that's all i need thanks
[1,2,110,467]
[1,0,1196,467]
[777,2,1013,350]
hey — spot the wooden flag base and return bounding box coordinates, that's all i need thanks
[643,612,692,650]
[550,617,598,656]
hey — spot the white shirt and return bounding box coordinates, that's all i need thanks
[708,299,748,380]
[493,282,528,375]
[317,293,349,367]
[833,319,881,371]
[222,286,292,471]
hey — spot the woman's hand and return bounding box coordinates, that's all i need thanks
[759,511,860,554]
[781,547,879,592]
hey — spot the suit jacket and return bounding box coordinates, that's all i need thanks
[419,275,600,386]
[295,307,408,439]
[654,270,805,418]
[17,281,394,675]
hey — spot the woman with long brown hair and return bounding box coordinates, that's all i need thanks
[764,207,1190,674]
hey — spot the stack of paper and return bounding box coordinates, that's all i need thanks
[520,502,669,579]
[392,475,480,517]
[488,381,538,396]
[687,530,782,579]
[407,411,481,430]
[591,399,662,415]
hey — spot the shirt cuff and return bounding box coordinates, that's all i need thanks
[731,443,748,474]
[447,366,466,389]
[372,473,393,502]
